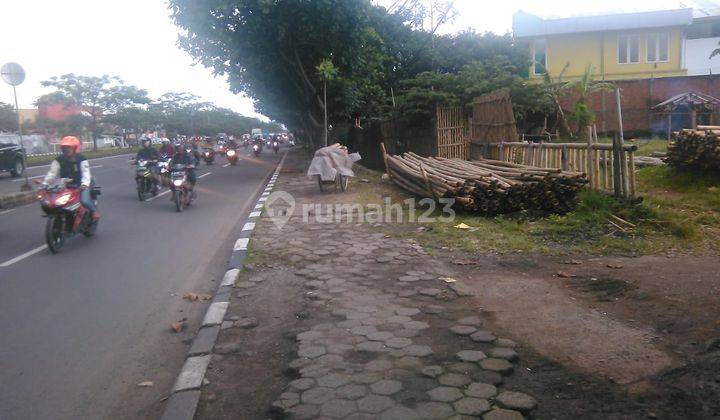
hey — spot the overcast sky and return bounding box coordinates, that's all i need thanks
[0,0,704,119]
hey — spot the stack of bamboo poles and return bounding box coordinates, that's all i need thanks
[381,146,588,216]
[667,126,720,174]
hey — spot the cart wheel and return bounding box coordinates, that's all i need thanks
[317,175,324,192]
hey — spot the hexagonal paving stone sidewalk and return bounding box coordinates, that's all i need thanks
[246,158,535,419]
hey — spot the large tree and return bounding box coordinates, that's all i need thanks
[169,1,546,144]
[40,74,150,149]
[170,0,423,145]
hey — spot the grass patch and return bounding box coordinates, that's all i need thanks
[410,190,670,255]
[354,161,718,256]
[401,176,717,256]
[630,139,668,157]
[243,245,270,267]
[27,147,140,166]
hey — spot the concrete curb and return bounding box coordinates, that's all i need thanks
[160,152,287,420]
[0,190,38,209]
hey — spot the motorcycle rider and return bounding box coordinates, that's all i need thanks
[170,146,197,193]
[43,136,99,221]
[136,138,161,185]
[159,139,175,157]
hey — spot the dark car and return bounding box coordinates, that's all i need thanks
[0,141,26,177]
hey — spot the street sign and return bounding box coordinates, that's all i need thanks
[1,62,25,86]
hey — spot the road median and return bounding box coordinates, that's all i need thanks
[0,190,38,210]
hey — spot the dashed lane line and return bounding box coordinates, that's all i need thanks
[0,245,48,268]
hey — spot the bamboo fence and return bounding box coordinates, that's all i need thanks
[436,106,469,159]
[481,137,637,198]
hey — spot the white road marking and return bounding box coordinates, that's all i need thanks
[233,238,249,251]
[202,302,229,326]
[28,152,136,169]
[0,245,48,267]
[222,163,230,167]
[221,269,240,286]
[248,211,261,218]
[198,172,211,179]
[173,355,212,392]
[258,197,267,203]
[242,222,255,231]
[146,189,171,202]
[0,208,16,215]
[254,203,263,210]
[261,191,270,197]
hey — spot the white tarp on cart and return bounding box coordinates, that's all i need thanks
[307,144,361,181]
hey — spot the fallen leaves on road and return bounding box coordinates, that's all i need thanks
[183,292,212,302]
[171,318,188,333]
[453,223,471,230]
[562,259,583,265]
[137,381,154,387]
[607,263,624,269]
[556,271,577,278]
[439,277,457,283]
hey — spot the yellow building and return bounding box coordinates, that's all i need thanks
[513,9,694,81]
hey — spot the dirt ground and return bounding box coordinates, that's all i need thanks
[420,243,720,419]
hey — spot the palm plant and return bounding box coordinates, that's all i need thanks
[538,61,573,137]
[563,65,615,135]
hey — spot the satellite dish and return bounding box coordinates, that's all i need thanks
[1,62,25,86]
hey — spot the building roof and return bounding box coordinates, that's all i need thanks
[652,91,720,111]
[513,8,694,38]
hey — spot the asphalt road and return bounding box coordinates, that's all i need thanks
[0,146,286,419]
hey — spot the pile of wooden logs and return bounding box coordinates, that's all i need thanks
[384,151,588,216]
[667,127,720,173]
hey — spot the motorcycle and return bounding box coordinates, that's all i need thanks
[135,159,159,201]
[243,138,249,149]
[252,143,262,157]
[226,148,239,165]
[272,140,279,154]
[39,179,101,253]
[289,139,296,147]
[170,163,195,212]
[202,148,215,165]
[158,155,172,187]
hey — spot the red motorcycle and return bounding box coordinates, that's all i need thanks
[39,179,101,253]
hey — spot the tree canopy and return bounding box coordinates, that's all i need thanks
[169,0,549,145]
[34,72,277,143]
[40,74,150,148]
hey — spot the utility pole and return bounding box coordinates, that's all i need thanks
[1,62,31,191]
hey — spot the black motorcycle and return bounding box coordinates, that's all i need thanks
[202,148,215,165]
[135,159,158,201]
[272,140,279,154]
[252,142,262,157]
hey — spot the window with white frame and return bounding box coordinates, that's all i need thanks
[647,33,669,63]
[618,34,640,64]
[533,39,547,75]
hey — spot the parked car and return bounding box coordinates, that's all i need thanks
[0,141,26,177]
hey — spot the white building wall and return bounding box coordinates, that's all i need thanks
[685,37,720,75]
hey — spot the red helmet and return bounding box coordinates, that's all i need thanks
[59,136,81,153]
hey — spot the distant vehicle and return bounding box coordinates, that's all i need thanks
[0,140,26,177]
[251,128,263,139]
